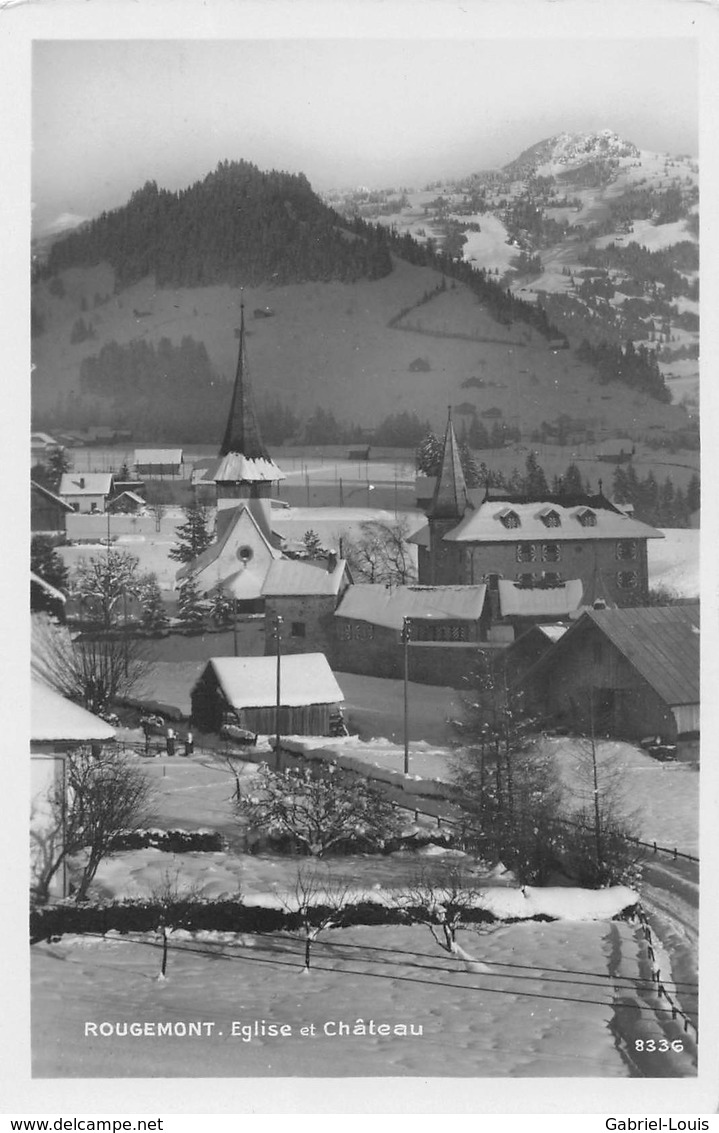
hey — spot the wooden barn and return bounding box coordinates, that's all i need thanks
[520,604,700,743]
[191,653,344,737]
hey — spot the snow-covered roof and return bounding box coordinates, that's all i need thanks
[335,584,486,631]
[111,490,145,505]
[31,432,58,446]
[31,678,116,742]
[498,579,584,617]
[214,453,285,483]
[59,473,113,497]
[134,449,184,465]
[176,502,282,594]
[261,559,348,598]
[30,571,66,604]
[31,481,74,511]
[201,654,343,709]
[444,500,664,543]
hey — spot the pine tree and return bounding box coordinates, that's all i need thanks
[561,463,584,496]
[686,472,700,516]
[177,574,206,631]
[209,587,234,627]
[140,576,169,634]
[523,452,549,495]
[169,504,213,564]
[302,530,325,559]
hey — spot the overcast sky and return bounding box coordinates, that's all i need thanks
[32,37,697,233]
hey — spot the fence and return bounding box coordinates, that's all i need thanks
[634,903,698,1040]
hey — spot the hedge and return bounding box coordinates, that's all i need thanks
[109,829,225,853]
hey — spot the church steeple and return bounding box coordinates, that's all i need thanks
[431,407,470,519]
[214,297,285,494]
[214,295,285,543]
[219,300,271,461]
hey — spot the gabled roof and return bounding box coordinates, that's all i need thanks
[443,497,664,543]
[134,449,184,465]
[31,481,74,511]
[498,579,584,617]
[59,473,113,497]
[31,678,116,742]
[261,558,349,597]
[335,584,486,631]
[176,502,282,593]
[110,490,145,505]
[536,604,700,707]
[199,654,344,709]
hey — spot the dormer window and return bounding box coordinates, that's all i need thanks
[577,508,597,527]
[539,507,561,528]
[498,508,520,529]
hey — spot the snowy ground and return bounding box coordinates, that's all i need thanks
[648,528,699,598]
[35,916,684,1078]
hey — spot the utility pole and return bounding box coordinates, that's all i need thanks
[402,616,411,775]
[275,615,283,764]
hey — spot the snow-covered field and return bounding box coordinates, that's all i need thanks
[648,528,699,598]
[35,915,684,1079]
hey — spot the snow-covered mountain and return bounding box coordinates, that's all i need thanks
[504,130,641,179]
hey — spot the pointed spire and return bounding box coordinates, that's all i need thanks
[219,297,270,460]
[431,407,470,519]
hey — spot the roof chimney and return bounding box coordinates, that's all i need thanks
[79,477,85,489]
[327,550,338,573]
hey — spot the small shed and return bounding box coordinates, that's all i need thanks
[191,653,344,736]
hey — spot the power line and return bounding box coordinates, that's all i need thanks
[64,931,697,1023]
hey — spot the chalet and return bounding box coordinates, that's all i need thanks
[519,604,700,743]
[190,653,344,736]
[58,472,114,514]
[333,583,488,684]
[31,481,74,533]
[413,411,663,609]
[134,449,184,478]
[261,555,351,656]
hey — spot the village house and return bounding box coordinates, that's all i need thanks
[412,412,663,609]
[333,582,488,683]
[518,603,700,745]
[261,555,351,657]
[58,471,114,514]
[190,653,344,736]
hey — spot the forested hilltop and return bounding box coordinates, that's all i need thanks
[43,161,393,289]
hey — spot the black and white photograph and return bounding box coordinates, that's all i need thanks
[4,0,717,1118]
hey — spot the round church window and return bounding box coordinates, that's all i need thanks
[237,545,254,562]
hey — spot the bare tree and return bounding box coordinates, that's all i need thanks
[236,763,401,857]
[344,519,417,586]
[391,864,491,966]
[34,628,151,715]
[148,865,212,979]
[31,745,155,904]
[279,863,351,971]
[558,691,643,887]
